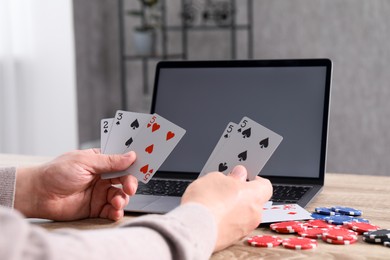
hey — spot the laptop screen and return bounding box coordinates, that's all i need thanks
[151,60,331,180]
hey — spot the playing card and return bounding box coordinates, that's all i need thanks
[261,204,312,223]
[103,110,150,155]
[102,113,186,183]
[202,116,283,180]
[198,122,237,178]
[100,118,113,152]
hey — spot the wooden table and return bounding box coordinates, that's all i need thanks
[2,154,390,259]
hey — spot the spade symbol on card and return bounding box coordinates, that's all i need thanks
[259,138,269,148]
[218,162,228,172]
[241,128,251,138]
[238,151,247,161]
[130,119,139,129]
[125,137,133,147]
[104,129,108,133]
[116,121,120,125]
[224,134,228,138]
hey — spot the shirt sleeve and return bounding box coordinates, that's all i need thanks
[0,203,217,260]
[0,167,16,208]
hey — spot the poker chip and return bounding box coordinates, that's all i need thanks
[384,241,390,248]
[298,227,329,239]
[306,219,335,229]
[325,215,354,225]
[311,213,332,220]
[282,237,317,250]
[322,227,358,241]
[331,206,362,216]
[247,235,283,248]
[349,222,380,234]
[350,217,369,223]
[270,221,305,233]
[322,236,358,245]
[362,229,390,243]
[315,207,337,215]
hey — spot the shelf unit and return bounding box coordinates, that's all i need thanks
[118,0,254,109]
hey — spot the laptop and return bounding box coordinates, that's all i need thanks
[125,59,332,214]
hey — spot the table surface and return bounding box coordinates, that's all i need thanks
[2,154,390,259]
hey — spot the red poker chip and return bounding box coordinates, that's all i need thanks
[247,235,283,248]
[282,237,317,250]
[306,219,335,229]
[298,227,329,239]
[349,223,380,234]
[270,221,304,231]
[322,227,358,241]
[322,236,358,245]
[272,228,301,234]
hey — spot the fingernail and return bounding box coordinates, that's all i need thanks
[123,151,135,158]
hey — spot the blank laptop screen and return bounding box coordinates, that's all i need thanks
[152,61,330,179]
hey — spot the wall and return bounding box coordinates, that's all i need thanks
[74,0,390,175]
[0,0,78,156]
[254,0,390,175]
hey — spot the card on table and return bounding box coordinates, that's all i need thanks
[198,122,237,178]
[100,118,114,152]
[103,110,150,155]
[261,204,312,223]
[102,113,186,183]
[201,116,283,180]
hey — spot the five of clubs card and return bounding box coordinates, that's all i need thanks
[100,111,186,183]
[199,116,283,180]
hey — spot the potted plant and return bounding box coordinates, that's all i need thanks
[128,0,160,56]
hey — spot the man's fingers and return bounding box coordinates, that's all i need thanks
[107,187,129,210]
[90,151,136,174]
[247,176,273,202]
[119,175,138,196]
[229,165,247,181]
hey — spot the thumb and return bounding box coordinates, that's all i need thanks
[229,165,247,182]
[92,151,136,174]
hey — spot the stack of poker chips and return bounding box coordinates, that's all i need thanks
[246,205,390,250]
[363,229,390,248]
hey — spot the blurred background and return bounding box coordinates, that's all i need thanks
[1,0,389,176]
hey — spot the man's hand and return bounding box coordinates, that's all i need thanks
[181,166,272,252]
[14,149,138,221]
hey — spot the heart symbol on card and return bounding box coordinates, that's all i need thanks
[147,123,151,128]
[166,131,175,141]
[145,144,154,154]
[140,164,149,174]
[152,123,160,132]
[149,169,153,174]
[259,138,269,148]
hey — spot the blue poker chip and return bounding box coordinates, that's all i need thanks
[311,213,330,220]
[331,206,362,216]
[350,217,369,223]
[315,207,337,216]
[325,215,354,225]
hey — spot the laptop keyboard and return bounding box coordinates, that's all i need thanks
[136,179,192,197]
[136,179,311,203]
[271,185,311,204]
